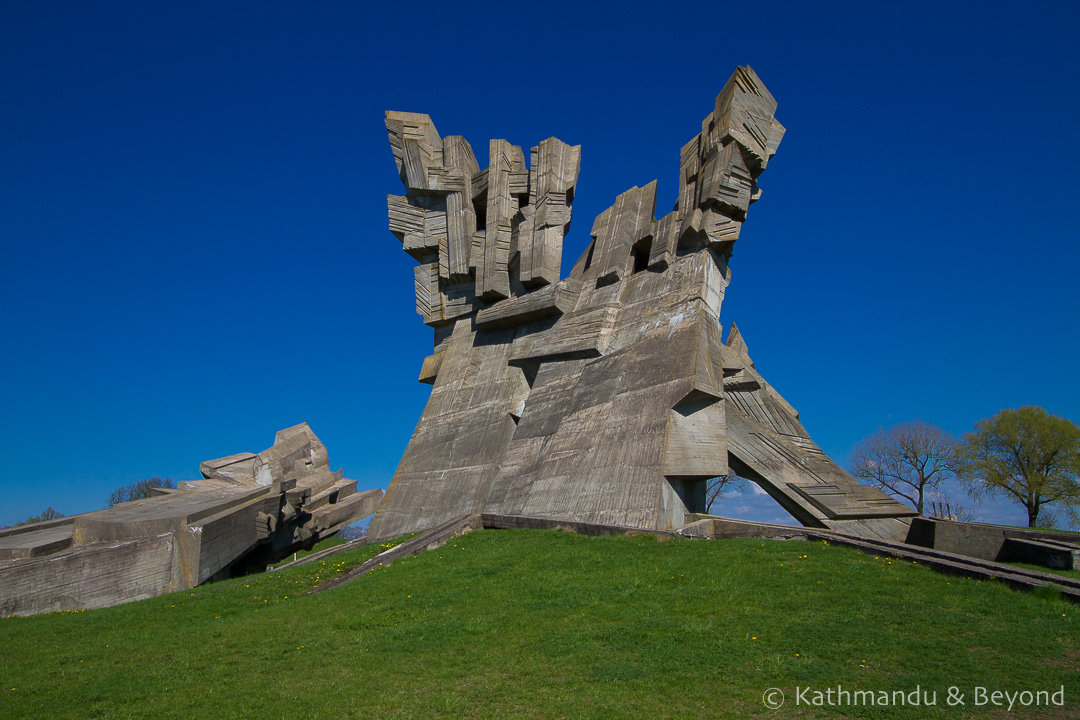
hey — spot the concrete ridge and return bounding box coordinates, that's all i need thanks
[272,534,381,571]
[309,514,484,595]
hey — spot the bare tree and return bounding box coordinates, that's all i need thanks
[705,473,748,514]
[339,523,367,541]
[849,420,959,515]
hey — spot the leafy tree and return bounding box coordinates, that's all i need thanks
[957,406,1080,528]
[848,420,958,515]
[107,476,176,507]
[15,507,65,526]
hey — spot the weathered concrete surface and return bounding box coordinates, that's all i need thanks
[0,535,180,615]
[0,424,380,617]
[906,517,1080,569]
[0,517,75,560]
[370,66,916,541]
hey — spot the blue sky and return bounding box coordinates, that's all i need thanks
[2,1,1078,528]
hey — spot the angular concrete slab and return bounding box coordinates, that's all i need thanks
[1,424,380,616]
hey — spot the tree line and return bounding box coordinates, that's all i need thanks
[848,406,1079,529]
[8,407,1080,531]
[5,476,175,528]
[707,405,1079,530]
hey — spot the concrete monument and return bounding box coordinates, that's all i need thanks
[0,424,380,616]
[370,66,917,542]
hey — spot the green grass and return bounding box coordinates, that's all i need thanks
[267,535,350,568]
[2,530,1077,719]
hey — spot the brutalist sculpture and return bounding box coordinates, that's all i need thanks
[0,424,381,616]
[370,66,917,542]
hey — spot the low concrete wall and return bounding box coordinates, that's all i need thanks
[905,518,1079,569]
[905,518,1005,560]
[0,534,178,617]
[1001,538,1078,570]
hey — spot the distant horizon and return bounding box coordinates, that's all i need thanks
[0,460,1060,533]
[2,1,1077,529]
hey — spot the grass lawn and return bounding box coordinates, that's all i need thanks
[2,530,1076,719]
[268,535,350,568]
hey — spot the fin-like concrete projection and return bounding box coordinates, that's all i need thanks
[0,424,381,616]
[371,66,917,542]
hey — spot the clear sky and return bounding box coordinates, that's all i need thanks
[2,1,1078,528]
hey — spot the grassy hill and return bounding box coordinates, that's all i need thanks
[2,529,1077,719]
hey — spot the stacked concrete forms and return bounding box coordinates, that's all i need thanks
[371,67,917,541]
[0,424,381,616]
